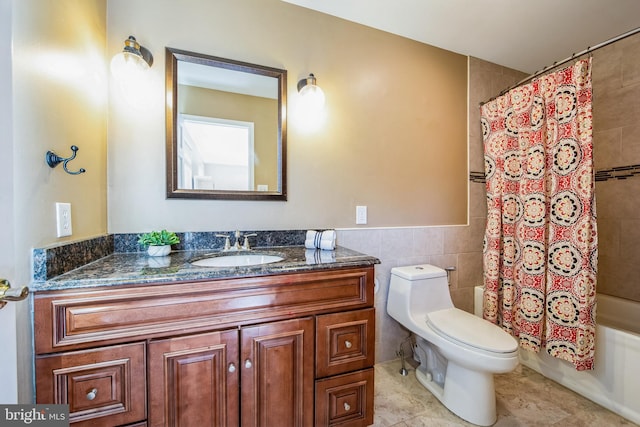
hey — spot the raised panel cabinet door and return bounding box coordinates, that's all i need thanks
[35,342,146,427]
[241,317,314,427]
[148,329,239,427]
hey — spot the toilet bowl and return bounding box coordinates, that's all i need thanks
[387,264,518,426]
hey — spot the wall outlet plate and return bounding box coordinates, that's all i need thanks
[56,202,72,237]
[356,205,367,225]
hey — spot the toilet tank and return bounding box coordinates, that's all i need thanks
[387,264,454,323]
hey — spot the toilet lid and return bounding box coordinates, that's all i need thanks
[391,264,446,280]
[426,308,518,354]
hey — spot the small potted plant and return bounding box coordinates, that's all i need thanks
[138,230,180,257]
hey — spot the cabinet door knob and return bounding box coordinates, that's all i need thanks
[344,340,352,349]
[228,363,236,373]
[86,388,98,401]
[344,402,351,411]
[244,359,252,369]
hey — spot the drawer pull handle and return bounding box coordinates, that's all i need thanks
[228,363,236,373]
[344,340,352,349]
[344,402,351,411]
[86,388,98,401]
[244,359,252,369]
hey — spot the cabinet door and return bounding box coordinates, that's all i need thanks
[241,317,314,427]
[148,329,239,427]
[35,342,146,427]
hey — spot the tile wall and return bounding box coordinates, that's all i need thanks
[592,31,640,303]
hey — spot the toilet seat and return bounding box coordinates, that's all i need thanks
[426,308,517,356]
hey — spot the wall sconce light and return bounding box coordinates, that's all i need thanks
[110,36,153,78]
[297,73,325,111]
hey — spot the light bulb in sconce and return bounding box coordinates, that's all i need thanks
[110,36,153,79]
[297,73,325,112]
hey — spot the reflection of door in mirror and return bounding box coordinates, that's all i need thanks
[179,115,255,191]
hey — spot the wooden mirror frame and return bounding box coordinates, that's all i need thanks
[165,47,287,200]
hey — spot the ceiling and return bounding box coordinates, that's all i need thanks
[282,0,640,74]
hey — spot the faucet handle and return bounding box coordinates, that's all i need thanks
[215,234,231,251]
[242,233,257,250]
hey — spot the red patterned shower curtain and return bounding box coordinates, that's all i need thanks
[480,58,597,370]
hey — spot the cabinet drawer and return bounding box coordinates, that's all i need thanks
[34,267,373,353]
[315,368,374,427]
[316,308,375,378]
[36,342,146,427]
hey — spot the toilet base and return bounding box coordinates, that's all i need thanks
[416,360,497,426]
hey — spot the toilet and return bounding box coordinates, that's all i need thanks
[387,264,518,426]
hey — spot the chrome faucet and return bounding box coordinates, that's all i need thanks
[216,231,257,251]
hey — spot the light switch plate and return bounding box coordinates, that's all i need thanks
[356,205,367,225]
[56,202,72,237]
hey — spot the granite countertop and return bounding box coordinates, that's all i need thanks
[31,246,380,292]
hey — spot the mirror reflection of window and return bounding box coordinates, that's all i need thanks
[178,114,255,191]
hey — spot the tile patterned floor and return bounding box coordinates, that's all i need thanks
[373,359,637,426]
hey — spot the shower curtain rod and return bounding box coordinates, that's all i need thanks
[480,26,640,105]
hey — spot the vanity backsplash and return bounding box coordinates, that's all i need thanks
[33,230,308,281]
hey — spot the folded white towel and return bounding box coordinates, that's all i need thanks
[305,248,336,264]
[304,229,336,251]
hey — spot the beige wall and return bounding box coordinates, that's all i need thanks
[12,0,108,401]
[592,32,640,302]
[13,0,108,248]
[107,0,468,232]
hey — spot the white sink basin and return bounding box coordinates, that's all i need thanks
[192,253,284,267]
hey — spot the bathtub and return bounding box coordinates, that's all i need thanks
[474,286,640,424]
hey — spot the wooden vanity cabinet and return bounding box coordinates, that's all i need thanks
[34,266,375,426]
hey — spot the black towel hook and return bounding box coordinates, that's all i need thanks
[45,145,86,175]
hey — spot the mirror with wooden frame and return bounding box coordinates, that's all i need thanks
[165,48,287,200]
